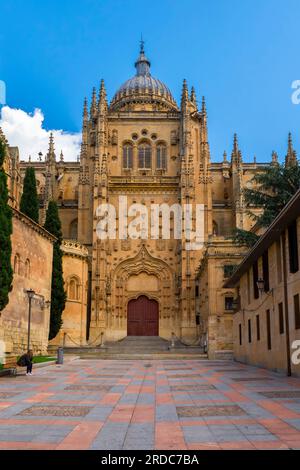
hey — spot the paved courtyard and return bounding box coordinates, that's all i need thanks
[0,359,300,450]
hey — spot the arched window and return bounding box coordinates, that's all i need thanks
[156,144,167,170]
[25,259,30,279]
[68,276,80,301]
[138,143,152,169]
[123,144,133,169]
[69,219,78,240]
[14,254,20,275]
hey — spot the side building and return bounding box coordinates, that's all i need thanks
[0,129,55,356]
[225,189,300,376]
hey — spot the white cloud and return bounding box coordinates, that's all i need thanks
[0,106,82,162]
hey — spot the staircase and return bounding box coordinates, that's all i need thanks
[60,336,208,360]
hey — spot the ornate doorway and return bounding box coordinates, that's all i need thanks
[127,296,159,336]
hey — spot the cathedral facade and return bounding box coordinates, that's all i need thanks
[19,45,270,356]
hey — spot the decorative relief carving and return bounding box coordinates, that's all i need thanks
[121,240,131,251]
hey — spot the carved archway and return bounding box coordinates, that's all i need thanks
[109,245,176,331]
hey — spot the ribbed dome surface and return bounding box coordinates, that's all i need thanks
[110,45,178,111]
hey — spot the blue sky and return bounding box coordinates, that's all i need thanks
[1,0,300,162]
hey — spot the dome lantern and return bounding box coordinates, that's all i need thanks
[110,42,178,112]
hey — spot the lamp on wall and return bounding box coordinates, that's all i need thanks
[257,278,265,295]
[40,299,51,310]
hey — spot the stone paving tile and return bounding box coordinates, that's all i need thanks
[0,359,300,450]
[90,422,129,450]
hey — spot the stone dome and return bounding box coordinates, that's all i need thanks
[110,45,178,112]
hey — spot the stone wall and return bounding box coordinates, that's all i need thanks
[50,240,89,348]
[0,210,55,355]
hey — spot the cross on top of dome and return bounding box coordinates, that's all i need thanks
[135,37,151,77]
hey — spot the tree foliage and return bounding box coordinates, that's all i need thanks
[44,201,66,340]
[233,163,300,247]
[0,140,13,311]
[20,167,39,223]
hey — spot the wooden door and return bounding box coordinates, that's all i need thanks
[127,296,159,336]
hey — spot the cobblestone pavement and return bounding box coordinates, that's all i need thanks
[0,359,300,450]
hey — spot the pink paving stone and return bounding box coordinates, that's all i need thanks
[252,441,290,450]
[269,425,300,435]
[125,386,141,393]
[109,405,135,422]
[0,419,80,426]
[230,382,248,392]
[56,422,104,450]
[220,442,256,450]
[25,393,55,403]
[155,423,187,450]
[99,393,122,405]
[0,442,58,450]
[141,386,155,393]
[259,400,300,419]
[206,375,222,384]
[156,393,174,404]
[258,418,283,426]
[282,438,300,447]
[0,403,15,409]
[132,407,155,423]
[187,443,221,450]
[157,380,169,385]
[222,390,250,403]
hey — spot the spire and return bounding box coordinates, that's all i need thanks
[135,38,151,77]
[140,34,145,54]
[60,150,64,162]
[83,97,88,119]
[231,133,242,165]
[181,79,189,109]
[82,97,89,146]
[271,150,279,166]
[223,151,228,163]
[47,133,56,164]
[98,79,108,113]
[285,132,297,167]
[190,87,197,105]
[233,133,238,153]
[90,87,97,117]
[201,96,207,116]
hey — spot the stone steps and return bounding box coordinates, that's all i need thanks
[79,353,208,360]
[50,336,207,360]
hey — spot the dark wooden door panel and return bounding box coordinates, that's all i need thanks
[127,296,159,336]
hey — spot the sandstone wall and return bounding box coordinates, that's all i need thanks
[0,210,55,355]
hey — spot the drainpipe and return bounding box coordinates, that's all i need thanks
[281,230,292,377]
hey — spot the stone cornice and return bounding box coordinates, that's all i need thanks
[12,208,57,243]
[108,112,180,121]
[62,240,89,259]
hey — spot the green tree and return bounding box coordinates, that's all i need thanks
[44,201,66,340]
[0,140,13,312]
[20,167,39,223]
[234,163,300,247]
